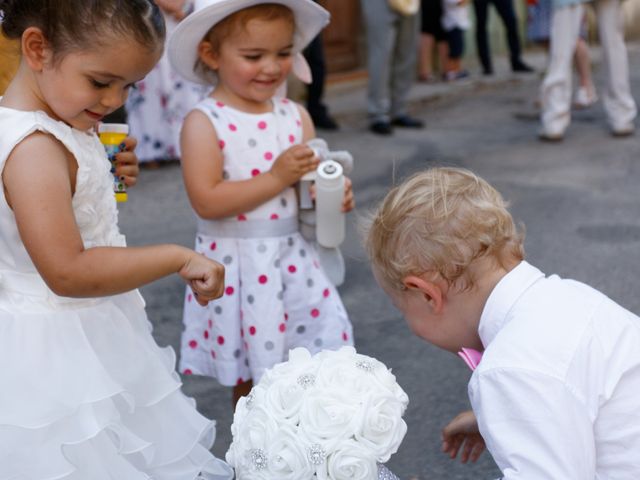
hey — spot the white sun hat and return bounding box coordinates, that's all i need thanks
[168,0,330,85]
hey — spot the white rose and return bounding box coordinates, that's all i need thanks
[318,439,378,480]
[261,375,306,425]
[266,426,315,480]
[354,395,407,462]
[298,389,363,449]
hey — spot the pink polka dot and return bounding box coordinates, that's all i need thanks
[211,350,216,359]
[189,340,198,349]
[323,288,330,298]
[311,308,320,318]
[184,368,193,375]
[279,323,286,332]
[282,98,290,104]
[240,328,244,338]
[218,140,225,150]
[237,378,244,385]
[210,242,217,250]
[259,274,268,284]
[270,213,279,220]
[296,119,302,127]
[313,260,320,269]
[229,123,237,132]
[204,330,209,340]
[225,286,235,296]
[237,214,247,221]
[343,332,349,341]
[216,101,225,107]
[264,152,274,161]
[249,326,257,336]
[217,335,225,345]
[288,134,295,144]
[244,341,249,350]
[208,319,213,328]
[258,121,267,130]
[187,293,193,302]
[251,168,261,177]
[284,313,289,321]
[288,265,297,273]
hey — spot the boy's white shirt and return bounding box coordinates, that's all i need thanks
[470,261,640,478]
[441,0,470,31]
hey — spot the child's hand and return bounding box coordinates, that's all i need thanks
[113,136,140,187]
[342,176,355,213]
[179,252,225,306]
[269,144,319,187]
[441,410,486,463]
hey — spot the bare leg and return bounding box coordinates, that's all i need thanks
[437,40,450,75]
[574,38,594,90]
[419,33,436,80]
[232,379,253,407]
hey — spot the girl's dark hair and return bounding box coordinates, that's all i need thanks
[0,0,165,59]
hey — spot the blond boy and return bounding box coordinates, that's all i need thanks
[365,167,640,477]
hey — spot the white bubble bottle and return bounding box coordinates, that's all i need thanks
[315,160,345,248]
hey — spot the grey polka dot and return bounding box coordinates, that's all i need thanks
[287,237,294,247]
[299,249,307,258]
[197,236,203,244]
[257,244,267,253]
[296,325,306,334]
[234,349,242,358]
[248,138,257,148]
[277,291,284,300]
[214,306,223,314]
[314,338,323,347]
[223,170,230,180]
[282,284,287,291]
[280,197,287,208]
[274,259,281,268]
[279,109,287,115]
[211,111,219,119]
[245,358,249,366]
[247,294,254,304]
[307,278,314,288]
[223,255,233,265]
[265,341,274,351]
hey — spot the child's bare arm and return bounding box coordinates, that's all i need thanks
[181,109,318,220]
[441,410,486,463]
[3,133,223,303]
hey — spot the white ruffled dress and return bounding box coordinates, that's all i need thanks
[0,106,233,480]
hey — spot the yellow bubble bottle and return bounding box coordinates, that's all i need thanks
[98,123,129,203]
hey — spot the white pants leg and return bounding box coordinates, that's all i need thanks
[540,4,583,136]
[595,0,637,131]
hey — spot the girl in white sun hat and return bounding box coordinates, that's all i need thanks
[168,0,355,407]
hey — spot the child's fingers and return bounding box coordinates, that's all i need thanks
[121,135,138,152]
[118,174,138,188]
[469,440,485,462]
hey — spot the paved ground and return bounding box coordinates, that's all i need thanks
[118,44,640,479]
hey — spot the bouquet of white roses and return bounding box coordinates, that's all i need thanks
[226,347,409,480]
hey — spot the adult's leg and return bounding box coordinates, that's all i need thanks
[492,0,526,68]
[303,33,338,129]
[473,0,492,73]
[390,11,420,119]
[361,0,395,123]
[419,33,436,79]
[595,0,637,133]
[540,3,583,138]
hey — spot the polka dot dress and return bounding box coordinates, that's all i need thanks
[180,97,353,386]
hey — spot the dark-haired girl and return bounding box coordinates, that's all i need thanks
[0,1,232,477]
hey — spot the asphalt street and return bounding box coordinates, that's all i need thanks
[117,45,640,479]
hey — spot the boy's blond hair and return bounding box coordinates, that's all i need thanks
[365,167,525,291]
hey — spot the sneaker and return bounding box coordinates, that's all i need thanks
[443,70,470,82]
[369,120,393,135]
[391,115,425,128]
[573,86,598,109]
[538,127,564,142]
[610,123,635,137]
[512,61,535,73]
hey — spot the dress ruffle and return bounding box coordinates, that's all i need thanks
[0,291,233,480]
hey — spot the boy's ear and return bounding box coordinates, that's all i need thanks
[198,41,219,71]
[21,27,51,71]
[402,275,446,314]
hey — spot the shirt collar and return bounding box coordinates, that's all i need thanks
[478,261,546,348]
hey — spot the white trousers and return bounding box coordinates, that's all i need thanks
[541,0,637,134]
